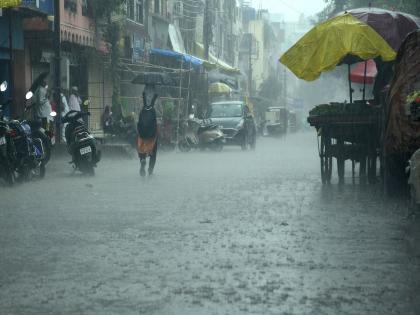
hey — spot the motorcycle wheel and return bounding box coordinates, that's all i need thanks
[178,141,191,152]
[33,131,52,164]
[23,165,32,182]
[39,162,46,178]
[210,141,223,152]
[4,168,15,186]
[87,166,95,176]
[79,162,95,176]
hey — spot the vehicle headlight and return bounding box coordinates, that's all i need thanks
[236,120,244,129]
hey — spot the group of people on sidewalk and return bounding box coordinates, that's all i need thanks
[32,81,83,142]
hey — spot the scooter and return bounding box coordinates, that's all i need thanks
[178,115,225,152]
[63,110,101,175]
[0,81,17,185]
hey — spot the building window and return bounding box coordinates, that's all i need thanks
[64,0,77,13]
[154,0,160,14]
[136,0,144,23]
[127,0,135,20]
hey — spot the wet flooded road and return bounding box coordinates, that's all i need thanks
[1,132,419,314]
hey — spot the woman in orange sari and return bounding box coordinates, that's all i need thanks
[137,84,158,177]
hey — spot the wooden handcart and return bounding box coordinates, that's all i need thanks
[308,113,381,184]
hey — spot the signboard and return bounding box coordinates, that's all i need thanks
[0,0,21,8]
[21,0,53,14]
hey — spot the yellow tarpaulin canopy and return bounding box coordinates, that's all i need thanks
[209,82,232,94]
[279,13,397,81]
[0,0,21,8]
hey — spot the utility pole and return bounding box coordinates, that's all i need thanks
[283,68,287,108]
[54,0,61,143]
[248,34,253,97]
[144,0,149,37]
[203,0,210,60]
[8,8,13,111]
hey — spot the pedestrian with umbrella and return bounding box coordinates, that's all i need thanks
[132,72,175,177]
[137,84,159,177]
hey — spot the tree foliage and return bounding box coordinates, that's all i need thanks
[259,73,282,102]
[89,0,126,20]
[89,0,127,115]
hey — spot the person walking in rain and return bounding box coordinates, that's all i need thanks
[33,79,52,130]
[137,84,158,177]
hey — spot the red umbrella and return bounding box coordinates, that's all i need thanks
[350,59,377,84]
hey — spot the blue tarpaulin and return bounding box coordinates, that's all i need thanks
[150,48,205,68]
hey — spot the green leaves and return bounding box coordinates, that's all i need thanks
[89,0,126,19]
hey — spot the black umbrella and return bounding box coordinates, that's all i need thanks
[131,72,175,86]
[29,71,49,92]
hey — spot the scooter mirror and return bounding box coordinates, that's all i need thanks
[25,91,34,100]
[0,81,7,92]
[50,111,57,117]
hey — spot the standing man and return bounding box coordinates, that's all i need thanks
[60,92,70,142]
[137,84,158,177]
[34,79,53,130]
[68,86,82,112]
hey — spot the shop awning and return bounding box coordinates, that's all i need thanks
[168,24,186,54]
[150,48,214,69]
[194,42,241,74]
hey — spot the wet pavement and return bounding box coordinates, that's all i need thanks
[1,132,419,315]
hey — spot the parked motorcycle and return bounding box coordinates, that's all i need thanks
[0,81,17,185]
[63,110,101,175]
[178,115,225,152]
[8,118,49,180]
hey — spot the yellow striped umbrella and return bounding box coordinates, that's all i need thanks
[280,13,396,81]
[0,0,21,8]
[209,82,232,94]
